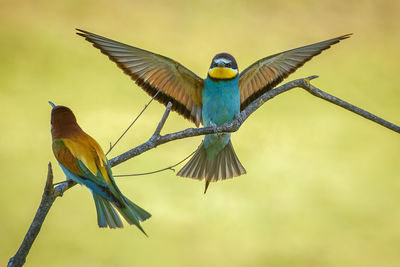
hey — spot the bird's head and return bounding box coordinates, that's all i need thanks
[208,53,238,80]
[49,101,78,135]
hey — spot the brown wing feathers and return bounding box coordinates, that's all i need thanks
[78,29,350,122]
[76,29,204,126]
[239,34,352,110]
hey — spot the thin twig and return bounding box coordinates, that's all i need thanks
[299,80,400,133]
[105,89,161,156]
[153,102,173,137]
[114,149,196,177]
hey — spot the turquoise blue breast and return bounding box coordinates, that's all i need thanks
[202,76,240,160]
[202,76,240,126]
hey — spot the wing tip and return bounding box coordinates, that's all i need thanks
[76,28,89,37]
[75,28,104,42]
[75,27,203,127]
[337,33,353,41]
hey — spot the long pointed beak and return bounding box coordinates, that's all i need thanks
[48,101,56,108]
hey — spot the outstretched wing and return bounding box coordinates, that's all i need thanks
[77,29,204,126]
[239,34,352,110]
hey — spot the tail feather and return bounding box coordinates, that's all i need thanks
[193,149,207,178]
[219,146,230,178]
[93,193,123,229]
[116,197,151,236]
[92,192,151,235]
[177,140,246,193]
[228,144,244,176]
[116,206,146,236]
[102,199,122,228]
[185,146,204,178]
[123,197,152,222]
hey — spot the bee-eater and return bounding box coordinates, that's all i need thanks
[50,102,151,233]
[77,29,351,192]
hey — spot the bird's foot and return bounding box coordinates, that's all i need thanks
[210,121,218,133]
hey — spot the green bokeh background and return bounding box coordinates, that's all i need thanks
[2,0,400,266]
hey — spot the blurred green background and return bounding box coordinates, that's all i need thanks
[1,0,400,266]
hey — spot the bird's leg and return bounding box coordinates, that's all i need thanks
[209,121,218,134]
[233,113,240,120]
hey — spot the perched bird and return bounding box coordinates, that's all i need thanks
[50,102,151,233]
[77,29,351,192]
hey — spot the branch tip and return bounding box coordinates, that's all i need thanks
[153,101,173,137]
[44,162,54,195]
[306,75,319,81]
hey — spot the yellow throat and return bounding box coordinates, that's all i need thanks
[208,67,238,79]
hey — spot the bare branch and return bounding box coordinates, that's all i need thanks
[109,75,399,168]
[152,102,173,138]
[9,76,399,266]
[8,163,76,267]
[108,76,296,166]
[299,80,400,133]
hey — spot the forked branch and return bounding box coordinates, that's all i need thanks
[109,75,399,167]
[8,76,399,267]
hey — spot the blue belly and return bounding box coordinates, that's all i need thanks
[202,77,240,160]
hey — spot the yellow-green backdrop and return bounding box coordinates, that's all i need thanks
[2,0,399,266]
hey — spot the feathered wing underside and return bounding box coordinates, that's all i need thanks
[239,34,352,110]
[77,29,204,126]
[177,141,246,193]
